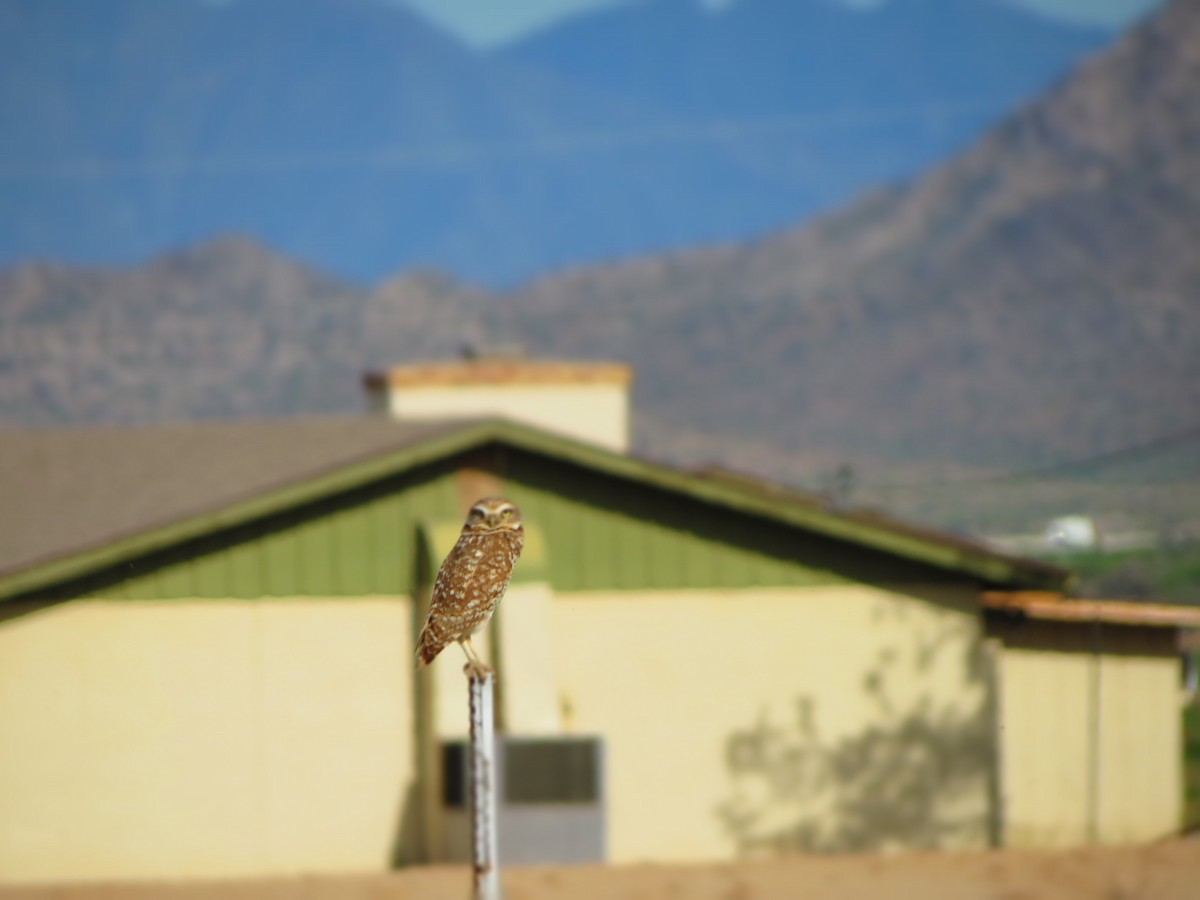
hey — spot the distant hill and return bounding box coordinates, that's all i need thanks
[1,0,1195,516]
[0,0,1110,284]
[0,237,487,425]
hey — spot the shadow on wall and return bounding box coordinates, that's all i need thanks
[717,630,995,853]
[390,781,422,867]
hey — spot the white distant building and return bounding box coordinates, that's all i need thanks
[1044,515,1098,550]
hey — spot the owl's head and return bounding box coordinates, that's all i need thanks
[464,497,523,533]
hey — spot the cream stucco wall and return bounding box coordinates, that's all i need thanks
[5,583,1180,881]
[0,596,416,884]
[383,384,630,452]
[999,642,1182,847]
[546,584,993,863]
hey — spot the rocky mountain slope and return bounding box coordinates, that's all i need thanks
[492,0,1200,469]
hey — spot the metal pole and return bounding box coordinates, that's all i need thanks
[469,670,502,900]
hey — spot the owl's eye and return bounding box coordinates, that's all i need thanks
[500,508,514,519]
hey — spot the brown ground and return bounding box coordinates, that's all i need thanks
[3,841,1198,900]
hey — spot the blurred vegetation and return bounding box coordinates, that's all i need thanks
[845,437,1200,608]
[1045,543,1200,604]
[1185,703,1200,833]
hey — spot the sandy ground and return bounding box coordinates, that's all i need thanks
[2,841,1198,900]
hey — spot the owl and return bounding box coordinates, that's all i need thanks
[415,496,524,674]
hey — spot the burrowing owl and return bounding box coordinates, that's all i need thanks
[415,496,524,674]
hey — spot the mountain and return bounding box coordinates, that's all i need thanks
[0,0,667,285]
[506,0,1110,121]
[492,0,1200,470]
[0,0,1110,284]
[0,237,487,425]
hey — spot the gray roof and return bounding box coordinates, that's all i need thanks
[0,416,470,577]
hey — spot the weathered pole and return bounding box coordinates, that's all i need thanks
[468,669,502,900]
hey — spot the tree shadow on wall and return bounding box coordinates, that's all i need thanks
[717,693,994,854]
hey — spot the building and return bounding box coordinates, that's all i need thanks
[0,359,1195,883]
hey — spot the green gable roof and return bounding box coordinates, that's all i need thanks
[0,416,1070,601]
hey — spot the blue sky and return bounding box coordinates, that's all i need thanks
[399,0,1165,46]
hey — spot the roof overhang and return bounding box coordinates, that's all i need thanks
[983,591,1200,628]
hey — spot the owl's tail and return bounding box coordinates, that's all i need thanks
[416,642,440,667]
[415,621,444,667]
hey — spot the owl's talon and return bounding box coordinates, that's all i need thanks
[463,659,494,680]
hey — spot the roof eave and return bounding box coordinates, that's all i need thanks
[486,423,1072,591]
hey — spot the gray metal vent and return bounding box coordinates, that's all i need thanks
[440,735,606,864]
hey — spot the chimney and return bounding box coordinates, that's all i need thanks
[364,348,633,453]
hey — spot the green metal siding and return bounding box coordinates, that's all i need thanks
[25,444,967,603]
[509,482,840,591]
[72,464,462,601]
[503,450,955,592]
